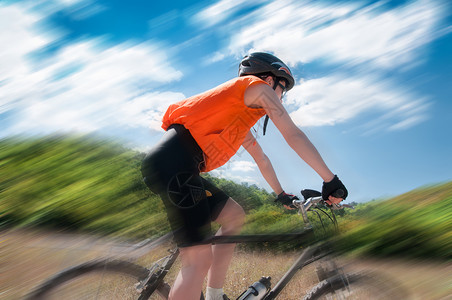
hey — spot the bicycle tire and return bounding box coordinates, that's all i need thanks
[25,259,169,300]
[303,272,409,300]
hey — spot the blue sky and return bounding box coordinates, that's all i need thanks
[1,0,451,203]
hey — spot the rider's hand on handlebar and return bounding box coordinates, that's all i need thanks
[325,195,343,206]
[275,192,299,210]
[322,175,348,205]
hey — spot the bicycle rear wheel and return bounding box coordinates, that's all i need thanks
[303,272,409,300]
[25,259,168,300]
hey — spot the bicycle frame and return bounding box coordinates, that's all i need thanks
[212,230,333,300]
[138,195,346,299]
[264,245,325,300]
[145,227,333,300]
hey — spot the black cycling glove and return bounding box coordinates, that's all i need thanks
[275,191,299,208]
[322,175,348,200]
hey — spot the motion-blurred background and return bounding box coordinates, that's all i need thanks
[1,1,451,299]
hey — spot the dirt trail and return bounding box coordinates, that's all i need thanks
[1,229,450,299]
[342,258,451,300]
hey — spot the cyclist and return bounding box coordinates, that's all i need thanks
[141,52,348,300]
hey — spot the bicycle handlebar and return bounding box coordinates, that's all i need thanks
[293,196,354,211]
[292,193,355,225]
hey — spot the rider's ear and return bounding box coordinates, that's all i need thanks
[262,76,274,86]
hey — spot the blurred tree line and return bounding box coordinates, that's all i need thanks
[0,135,450,259]
[0,135,275,238]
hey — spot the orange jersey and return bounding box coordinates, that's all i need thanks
[162,76,267,172]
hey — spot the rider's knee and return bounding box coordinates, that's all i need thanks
[221,199,245,234]
[180,245,213,272]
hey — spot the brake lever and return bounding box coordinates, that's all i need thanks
[329,203,355,210]
[340,203,355,209]
[329,203,342,210]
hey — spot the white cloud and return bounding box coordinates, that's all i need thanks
[210,169,259,186]
[0,5,49,84]
[208,159,260,186]
[194,0,267,27]
[55,0,85,5]
[388,115,427,131]
[227,160,257,172]
[286,75,429,131]
[227,0,444,68]
[1,0,446,138]
[203,51,226,65]
[14,0,104,18]
[215,0,445,131]
[0,3,184,136]
[12,90,185,134]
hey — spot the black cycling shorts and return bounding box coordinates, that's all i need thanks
[141,124,230,247]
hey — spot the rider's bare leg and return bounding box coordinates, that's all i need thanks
[169,198,244,299]
[207,198,245,288]
[169,244,213,300]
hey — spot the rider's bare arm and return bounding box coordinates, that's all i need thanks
[244,83,335,185]
[242,131,284,195]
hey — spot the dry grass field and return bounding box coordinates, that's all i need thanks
[1,229,450,299]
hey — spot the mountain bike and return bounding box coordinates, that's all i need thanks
[26,190,408,299]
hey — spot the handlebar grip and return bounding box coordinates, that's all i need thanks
[331,189,345,198]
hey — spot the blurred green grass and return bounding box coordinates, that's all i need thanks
[334,182,452,259]
[1,135,450,259]
[0,135,168,239]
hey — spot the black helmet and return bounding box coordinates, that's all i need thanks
[238,52,295,91]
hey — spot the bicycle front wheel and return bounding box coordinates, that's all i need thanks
[25,259,167,300]
[303,272,409,300]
